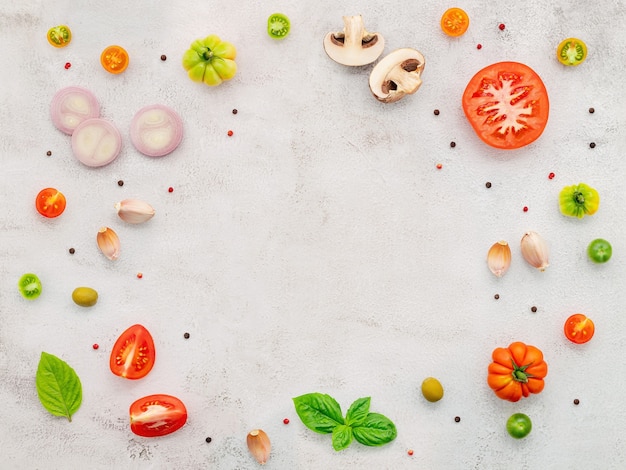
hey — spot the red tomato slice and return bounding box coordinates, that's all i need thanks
[462,62,549,149]
[36,188,66,218]
[564,314,595,344]
[110,324,155,379]
[130,394,187,437]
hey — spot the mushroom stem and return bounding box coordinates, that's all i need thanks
[384,63,423,95]
[340,16,368,49]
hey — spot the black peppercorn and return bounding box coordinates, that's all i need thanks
[205,437,212,443]
[46,150,52,156]
[184,332,190,339]
[117,180,124,186]
[454,416,461,422]
[450,141,456,148]
[494,294,500,300]
[574,399,580,405]
[69,248,75,254]
[485,182,492,188]
[588,108,595,114]
[232,109,238,115]
[160,55,167,61]
[589,142,596,149]
[434,109,440,116]
[531,306,537,313]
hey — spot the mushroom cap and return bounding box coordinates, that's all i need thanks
[369,48,426,103]
[323,15,385,66]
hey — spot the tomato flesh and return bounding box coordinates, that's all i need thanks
[36,188,66,218]
[100,45,129,74]
[130,394,187,437]
[47,25,72,48]
[440,8,469,37]
[564,314,595,344]
[557,38,587,66]
[462,62,549,149]
[110,324,155,379]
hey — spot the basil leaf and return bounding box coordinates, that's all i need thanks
[293,393,344,434]
[332,424,353,451]
[345,397,370,427]
[36,352,82,422]
[352,413,397,447]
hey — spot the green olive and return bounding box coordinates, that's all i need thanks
[421,377,444,402]
[72,287,98,307]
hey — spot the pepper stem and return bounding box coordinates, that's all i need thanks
[202,48,214,60]
[574,192,585,205]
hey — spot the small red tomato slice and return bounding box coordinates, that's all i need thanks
[564,314,595,344]
[130,394,187,437]
[110,324,155,379]
[462,62,549,149]
[36,188,66,218]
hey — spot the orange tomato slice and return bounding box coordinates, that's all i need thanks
[100,45,129,74]
[441,8,470,37]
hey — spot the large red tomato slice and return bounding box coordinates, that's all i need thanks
[110,324,155,379]
[130,394,187,437]
[462,62,549,149]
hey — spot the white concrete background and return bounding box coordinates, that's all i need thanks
[1,0,625,469]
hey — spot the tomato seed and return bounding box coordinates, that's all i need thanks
[450,141,456,148]
[168,187,174,193]
[283,418,289,424]
[485,182,492,188]
[455,416,461,422]
[523,206,529,212]
[499,23,506,30]
[589,142,596,148]
[549,172,555,179]
[46,150,52,156]
[160,55,167,61]
[184,332,190,339]
[92,344,99,350]
[588,108,595,114]
[205,437,212,443]
[433,109,440,116]
[531,306,537,313]
[477,44,482,50]
[69,248,75,254]
[408,450,414,456]
[574,399,580,405]
[436,163,442,170]
[232,109,238,115]
[227,130,233,136]
[117,180,124,186]
[494,294,500,299]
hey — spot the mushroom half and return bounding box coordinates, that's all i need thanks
[369,48,426,103]
[323,15,385,66]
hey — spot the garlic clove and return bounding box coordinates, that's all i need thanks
[487,240,511,277]
[97,227,120,260]
[247,429,271,465]
[521,231,550,271]
[115,199,155,224]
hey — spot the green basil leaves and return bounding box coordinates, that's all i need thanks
[36,352,83,422]
[293,393,397,451]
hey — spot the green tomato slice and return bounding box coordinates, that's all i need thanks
[506,413,532,439]
[19,273,42,300]
[588,238,612,263]
[268,13,290,39]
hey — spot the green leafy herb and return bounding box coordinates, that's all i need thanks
[36,352,82,422]
[293,393,396,451]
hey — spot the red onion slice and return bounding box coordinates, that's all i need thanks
[50,86,101,135]
[130,104,183,157]
[71,118,122,167]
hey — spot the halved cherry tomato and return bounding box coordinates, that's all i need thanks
[440,8,469,37]
[36,188,66,218]
[462,62,550,149]
[47,25,72,48]
[557,38,587,66]
[564,314,595,344]
[100,45,129,74]
[110,324,155,379]
[130,394,187,437]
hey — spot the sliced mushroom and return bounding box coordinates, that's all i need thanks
[369,48,426,103]
[323,15,385,66]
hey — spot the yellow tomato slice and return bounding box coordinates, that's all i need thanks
[441,8,470,37]
[100,45,129,74]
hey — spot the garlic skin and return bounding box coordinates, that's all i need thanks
[247,429,271,465]
[97,227,120,260]
[487,240,511,277]
[115,199,155,224]
[521,231,550,271]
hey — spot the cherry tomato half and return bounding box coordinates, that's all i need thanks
[564,314,595,344]
[557,38,587,66]
[47,25,72,48]
[506,413,532,439]
[110,324,155,379]
[130,394,187,437]
[587,238,612,263]
[36,188,66,218]
[440,8,469,37]
[462,62,549,149]
[100,45,129,74]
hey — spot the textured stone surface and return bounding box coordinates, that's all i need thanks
[1,1,626,469]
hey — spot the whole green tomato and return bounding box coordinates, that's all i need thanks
[506,413,532,439]
[559,183,600,218]
[182,35,237,86]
